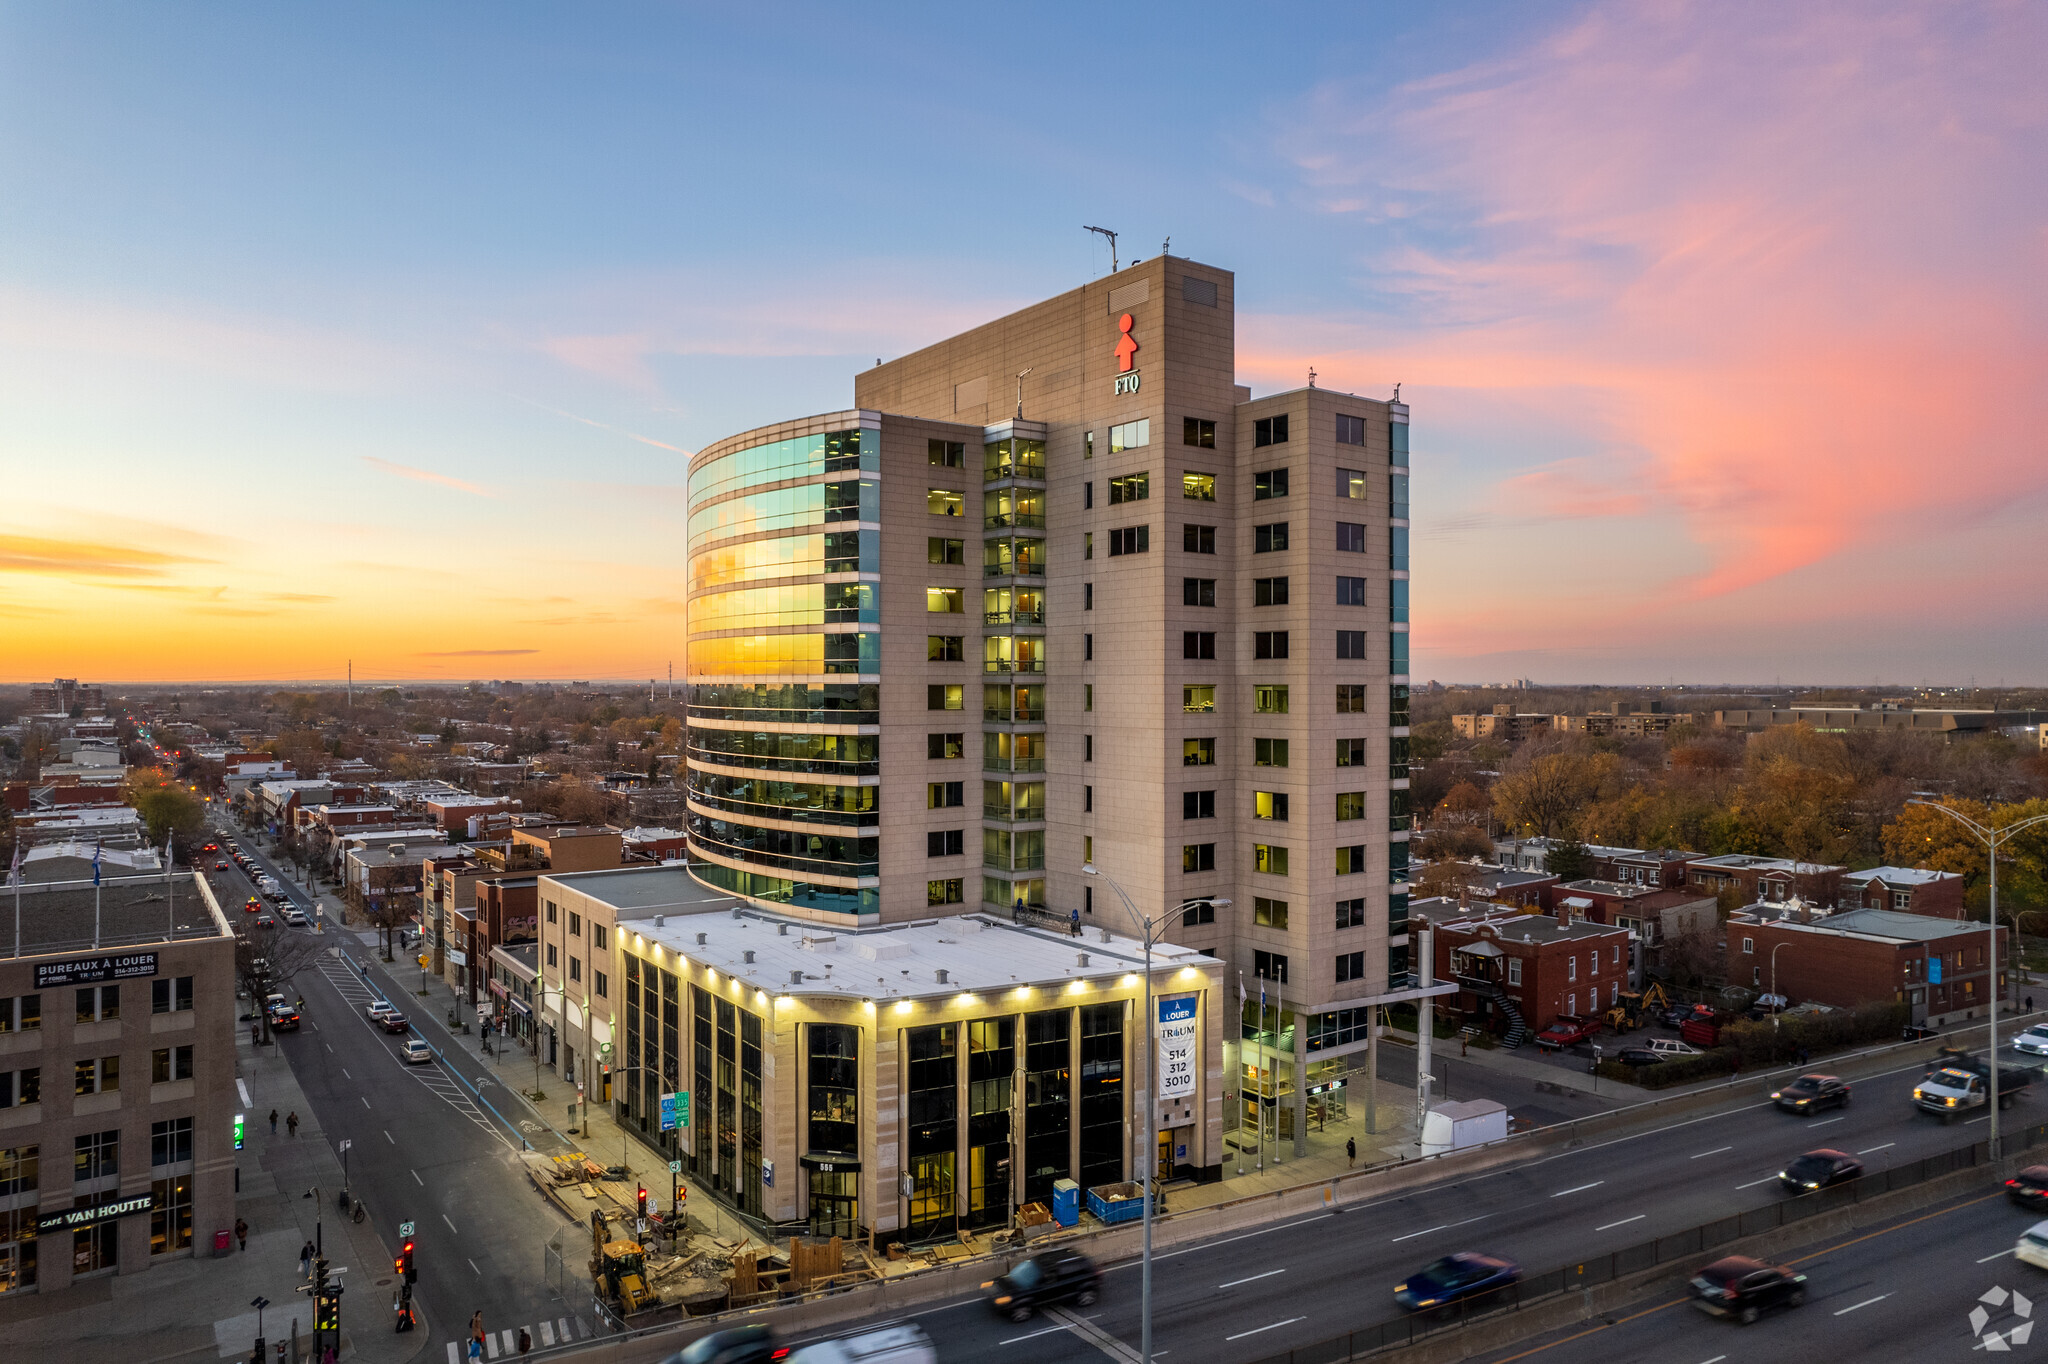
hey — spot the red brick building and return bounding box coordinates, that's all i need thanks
[1837,867,1967,920]
[1726,907,2004,1026]
[1415,900,1634,1043]
[1686,854,1845,907]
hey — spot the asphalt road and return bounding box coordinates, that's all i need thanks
[206,820,597,1359]
[891,1037,2048,1363]
[1466,1187,2048,1361]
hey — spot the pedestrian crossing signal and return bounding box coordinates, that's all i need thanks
[398,1239,415,1283]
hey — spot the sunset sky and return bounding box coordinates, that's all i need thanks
[4,2,2044,686]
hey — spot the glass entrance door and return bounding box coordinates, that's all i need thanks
[807,1168,858,1239]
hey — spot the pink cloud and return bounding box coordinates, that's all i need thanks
[361,456,490,497]
[1264,1,2048,620]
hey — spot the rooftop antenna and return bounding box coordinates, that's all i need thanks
[1083,225,1119,272]
[1162,235,1171,258]
[1392,383,1402,403]
[1307,366,1318,388]
[1014,367,1033,420]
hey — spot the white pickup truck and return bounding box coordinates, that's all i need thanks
[1913,1048,2035,1120]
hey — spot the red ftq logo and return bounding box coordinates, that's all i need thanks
[1116,313,1139,373]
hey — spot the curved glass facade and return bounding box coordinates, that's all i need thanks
[687,421,883,917]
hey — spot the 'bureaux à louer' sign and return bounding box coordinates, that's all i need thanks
[36,952,159,988]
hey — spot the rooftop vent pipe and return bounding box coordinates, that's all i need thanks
[743,949,755,964]
[696,932,707,946]
[936,968,950,985]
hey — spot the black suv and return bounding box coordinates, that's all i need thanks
[2007,1166,2048,1210]
[1689,1255,1807,1324]
[984,1249,1101,1322]
[1779,1148,1862,1194]
[1771,1074,1851,1114]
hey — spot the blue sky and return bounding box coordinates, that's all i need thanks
[4,2,2044,684]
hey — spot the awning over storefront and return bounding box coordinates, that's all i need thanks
[511,998,531,1016]
[1455,941,1505,958]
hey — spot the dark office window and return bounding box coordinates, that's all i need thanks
[808,1024,860,1161]
[1183,578,1216,606]
[1183,524,1217,554]
[905,1024,959,1239]
[1084,582,1094,610]
[928,781,964,809]
[1084,785,1093,812]
[928,635,964,662]
[1183,790,1216,820]
[1336,685,1368,713]
[929,537,965,564]
[1253,631,1289,660]
[150,978,192,1014]
[1254,415,1290,448]
[1182,900,1215,926]
[1182,843,1216,873]
[1108,526,1149,556]
[1253,467,1289,498]
[1335,414,1366,446]
[927,830,964,857]
[1253,577,1288,607]
[1336,791,1366,821]
[1336,897,1366,929]
[1337,737,1367,767]
[1336,952,1366,983]
[1077,1005,1125,1190]
[1254,522,1289,553]
[1023,1010,1071,1205]
[1335,844,1368,875]
[930,439,964,467]
[1182,631,1215,660]
[1336,576,1366,607]
[1183,417,1216,448]
[1084,735,1093,762]
[929,684,962,711]
[1336,630,1368,660]
[1083,481,1093,509]
[1336,521,1366,553]
[1254,737,1289,767]
[1084,633,1094,661]
[929,732,964,759]
[1253,950,1289,983]
[964,1018,1016,1230]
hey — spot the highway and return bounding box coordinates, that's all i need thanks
[871,1030,2047,1363]
[204,817,599,1361]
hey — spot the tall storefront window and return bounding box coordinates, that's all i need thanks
[150,1175,192,1256]
[691,987,713,1174]
[1077,1004,1126,1191]
[1023,1011,1072,1205]
[965,1019,1014,1229]
[739,1012,763,1218]
[0,1146,35,1294]
[905,1024,957,1241]
[807,1025,859,1158]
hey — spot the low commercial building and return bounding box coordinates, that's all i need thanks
[1725,907,2004,1026]
[486,943,540,1051]
[0,870,237,1294]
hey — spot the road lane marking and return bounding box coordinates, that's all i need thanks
[538,1323,555,1347]
[1834,1293,1890,1315]
[360,1097,370,1108]
[1980,1247,2017,1263]
[999,1325,1069,1344]
[1220,1268,1287,1287]
[341,1069,350,1080]
[411,1169,423,1185]
[384,1130,394,1144]
[1553,1181,1605,1197]
[1044,1307,1139,1363]
[1690,1146,1733,1159]
[446,1346,458,1364]
[310,1021,319,1032]
[1737,1175,1780,1189]
[1391,1224,1447,1243]
[443,1213,458,1233]
[1225,1317,1306,1342]
[1699,1356,1727,1363]
[236,1079,252,1107]
[1808,1116,1847,1127]
[468,1258,480,1275]
[1857,1143,1895,1155]
[1596,1214,1646,1231]
[324,1044,333,1054]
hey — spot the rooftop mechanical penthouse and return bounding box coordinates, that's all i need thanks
[685,258,1432,1148]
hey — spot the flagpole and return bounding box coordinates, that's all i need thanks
[93,840,102,948]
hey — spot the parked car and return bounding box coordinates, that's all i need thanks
[1607,1046,1663,1067]
[380,1012,410,1034]
[1771,1074,1852,1114]
[982,1248,1101,1321]
[367,1002,398,1024]
[2019,1219,2048,1272]
[400,1038,433,1064]
[1778,1148,1862,1194]
[1643,1037,1700,1060]
[782,1324,936,1364]
[2005,1166,2048,1211]
[1533,1016,1603,1051]
[2014,1026,2048,1057]
[1394,1253,1521,1312]
[661,1325,777,1364]
[281,908,309,926]
[1688,1255,1807,1323]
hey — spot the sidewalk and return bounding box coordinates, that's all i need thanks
[0,1020,428,1364]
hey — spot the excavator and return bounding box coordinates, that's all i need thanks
[590,1209,665,1325]
[1605,981,1671,1033]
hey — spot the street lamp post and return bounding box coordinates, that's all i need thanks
[1770,942,1791,1031]
[1082,863,1226,1364]
[1907,800,2048,1159]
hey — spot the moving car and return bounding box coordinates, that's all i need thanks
[1688,1255,1806,1323]
[400,1038,433,1064]
[2014,1025,2048,1057]
[982,1248,1101,1322]
[1771,1074,1852,1113]
[281,908,309,927]
[2019,1219,2048,1272]
[2006,1166,2048,1211]
[254,914,275,928]
[662,1325,777,1364]
[783,1324,936,1364]
[214,861,228,871]
[380,1012,410,1034]
[271,1009,301,1032]
[1394,1253,1521,1312]
[243,897,261,913]
[1778,1148,1862,1194]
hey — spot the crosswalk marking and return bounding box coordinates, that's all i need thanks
[537,1321,554,1347]
[445,1317,585,1362]
[312,955,509,1147]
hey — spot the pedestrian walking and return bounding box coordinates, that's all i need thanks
[1346,1136,1357,1168]
[286,1110,299,1138]
[2030,995,2036,1014]
[471,1311,485,1355]
[269,1109,279,1135]
[234,1217,249,1252]
[467,1339,481,1362]
[251,1022,261,1046]
[518,1327,532,1356]
[300,1240,314,1279]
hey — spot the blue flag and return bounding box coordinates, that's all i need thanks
[91,842,102,887]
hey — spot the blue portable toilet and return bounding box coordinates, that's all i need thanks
[1051,1179,1080,1227]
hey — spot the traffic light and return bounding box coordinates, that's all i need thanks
[396,1240,414,1283]
[636,1186,648,1219]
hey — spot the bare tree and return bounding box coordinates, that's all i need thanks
[235,929,329,1042]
